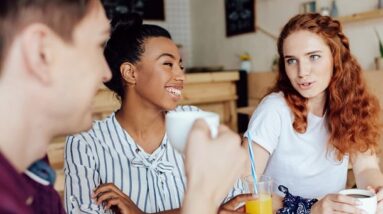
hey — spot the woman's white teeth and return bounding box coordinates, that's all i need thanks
[167,87,181,96]
[301,83,311,86]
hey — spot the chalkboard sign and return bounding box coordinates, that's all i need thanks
[103,0,165,20]
[225,0,256,37]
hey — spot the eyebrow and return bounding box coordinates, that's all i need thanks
[284,50,322,58]
[156,53,176,60]
[305,50,322,55]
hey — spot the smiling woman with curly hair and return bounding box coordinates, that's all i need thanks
[244,13,383,213]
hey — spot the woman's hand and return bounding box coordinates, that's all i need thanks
[218,194,253,213]
[310,194,365,214]
[92,183,143,214]
[367,186,383,213]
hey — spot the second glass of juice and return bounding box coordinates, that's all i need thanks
[243,175,273,214]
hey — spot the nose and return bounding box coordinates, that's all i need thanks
[297,61,310,78]
[174,66,185,82]
[102,61,112,82]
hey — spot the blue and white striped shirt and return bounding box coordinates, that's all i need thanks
[64,106,243,213]
[64,106,197,213]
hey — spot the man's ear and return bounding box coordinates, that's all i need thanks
[120,62,137,86]
[20,23,53,84]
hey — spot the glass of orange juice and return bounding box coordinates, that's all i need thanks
[243,175,273,214]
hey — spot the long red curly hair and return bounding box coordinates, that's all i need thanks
[273,13,381,160]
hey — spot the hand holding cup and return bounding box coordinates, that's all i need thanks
[165,111,219,153]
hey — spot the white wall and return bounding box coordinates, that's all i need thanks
[328,0,383,70]
[145,0,193,67]
[191,0,383,71]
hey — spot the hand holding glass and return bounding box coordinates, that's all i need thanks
[243,175,273,214]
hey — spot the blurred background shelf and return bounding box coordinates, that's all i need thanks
[337,9,383,23]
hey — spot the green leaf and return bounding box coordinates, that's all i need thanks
[374,29,383,57]
[380,42,383,58]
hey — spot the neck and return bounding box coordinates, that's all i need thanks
[307,92,327,117]
[0,84,52,172]
[116,94,166,153]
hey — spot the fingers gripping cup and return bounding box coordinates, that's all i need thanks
[165,111,220,153]
[339,189,377,214]
[243,175,273,214]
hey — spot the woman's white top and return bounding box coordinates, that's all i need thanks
[244,92,348,199]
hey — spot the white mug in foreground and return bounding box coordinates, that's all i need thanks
[165,111,220,153]
[339,189,377,214]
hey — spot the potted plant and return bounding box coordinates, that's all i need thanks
[239,52,252,72]
[374,29,383,70]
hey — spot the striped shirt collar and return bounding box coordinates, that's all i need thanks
[110,113,175,174]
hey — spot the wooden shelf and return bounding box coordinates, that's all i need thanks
[337,9,383,24]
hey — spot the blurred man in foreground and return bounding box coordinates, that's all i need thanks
[0,1,246,213]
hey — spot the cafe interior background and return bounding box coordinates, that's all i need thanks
[48,0,383,198]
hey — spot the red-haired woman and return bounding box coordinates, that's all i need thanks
[244,13,383,213]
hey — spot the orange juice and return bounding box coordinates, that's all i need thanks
[245,195,272,214]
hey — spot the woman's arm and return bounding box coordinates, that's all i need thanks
[93,183,181,214]
[242,139,270,178]
[352,151,383,212]
[242,139,286,212]
[352,151,383,189]
[64,135,103,214]
[216,139,272,213]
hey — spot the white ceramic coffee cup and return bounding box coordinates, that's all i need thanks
[339,189,377,214]
[165,111,220,153]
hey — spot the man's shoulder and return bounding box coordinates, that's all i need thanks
[0,168,33,213]
[0,198,32,214]
[23,173,66,214]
